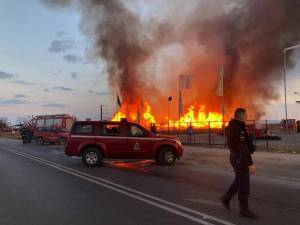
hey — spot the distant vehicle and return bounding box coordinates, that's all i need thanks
[247,124,281,140]
[281,119,297,132]
[221,123,282,141]
[33,114,75,145]
[16,124,34,144]
[65,119,183,166]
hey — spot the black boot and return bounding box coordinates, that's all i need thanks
[239,203,257,218]
[220,195,231,210]
[240,209,257,218]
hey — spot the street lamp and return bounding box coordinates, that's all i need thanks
[168,96,172,134]
[283,44,300,132]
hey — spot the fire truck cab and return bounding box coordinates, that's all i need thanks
[33,114,74,145]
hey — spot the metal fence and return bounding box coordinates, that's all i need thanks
[153,120,241,146]
[150,120,300,151]
[254,120,300,151]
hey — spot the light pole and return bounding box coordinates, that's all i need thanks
[283,44,300,132]
[168,96,172,134]
[100,105,103,121]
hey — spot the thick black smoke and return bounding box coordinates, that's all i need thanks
[193,0,300,116]
[77,0,174,103]
[43,0,300,118]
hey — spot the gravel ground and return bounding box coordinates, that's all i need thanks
[182,145,300,182]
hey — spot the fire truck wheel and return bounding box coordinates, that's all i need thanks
[157,147,176,166]
[82,148,103,167]
[58,137,67,145]
[36,137,44,145]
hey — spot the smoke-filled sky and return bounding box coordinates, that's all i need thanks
[0,0,300,123]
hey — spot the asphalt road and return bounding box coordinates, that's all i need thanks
[0,138,299,225]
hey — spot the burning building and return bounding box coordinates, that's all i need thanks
[43,0,300,128]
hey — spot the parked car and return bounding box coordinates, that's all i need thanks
[65,119,183,166]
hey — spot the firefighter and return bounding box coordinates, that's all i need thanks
[220,108,257,218]
[20,124,33,144]
[119,118,130,136]
[150,123,157,134]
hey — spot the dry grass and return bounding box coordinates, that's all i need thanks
[256,146,300,154]
[0,132,21,140]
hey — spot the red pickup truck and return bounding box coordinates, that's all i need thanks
[65,120,183,167]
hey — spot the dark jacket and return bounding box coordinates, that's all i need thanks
[226,119,254,168]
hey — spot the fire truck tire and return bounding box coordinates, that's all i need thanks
[36,137,44,145]
[82,148,103,167]
[157,147,176,166]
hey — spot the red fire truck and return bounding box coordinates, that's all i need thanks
[33,114,75,145]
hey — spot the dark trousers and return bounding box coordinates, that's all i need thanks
[223,156,250,209]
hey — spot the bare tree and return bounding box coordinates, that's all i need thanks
[16,116,32,125]
[0,117,9,130]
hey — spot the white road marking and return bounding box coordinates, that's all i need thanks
[0,145,235,225]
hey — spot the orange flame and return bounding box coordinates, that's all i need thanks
[143,102,156,124]
[112,102,156,124]
[112,101,224,130]
[176,105,224,129]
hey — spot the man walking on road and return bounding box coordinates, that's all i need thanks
[221,108,257,218]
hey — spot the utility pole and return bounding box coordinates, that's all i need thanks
[283,50,288,132]
[100,105,103,121]
[283,44,300,133]
[217,65,225,136]
[168,96,172,134]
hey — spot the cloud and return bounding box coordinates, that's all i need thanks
[52,70,62,76]
[63,54,83,63]
[56,30,68,38]
[0,99,29,105]
[14,94,27,98]
[0,71,14,79]
[42,103,68,108]
[42,0,71,8]
[89,90,111,96]
[53,86,73,91]
[12,80,33,85]
[48,39,75,53]
[43,88,51,92]
[70,72,79,79]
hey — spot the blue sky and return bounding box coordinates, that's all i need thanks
[0,0,112,122]
[0,0,299,123]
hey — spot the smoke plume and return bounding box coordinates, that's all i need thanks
[43,0,300,119]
